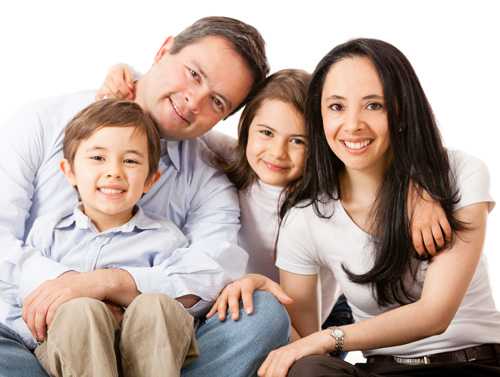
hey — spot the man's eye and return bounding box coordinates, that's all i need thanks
[213,97,224,112]
[189,68,201,82]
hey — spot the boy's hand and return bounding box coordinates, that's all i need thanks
[22,271,105,342]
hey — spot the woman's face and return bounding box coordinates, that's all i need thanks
[320,56,391,178]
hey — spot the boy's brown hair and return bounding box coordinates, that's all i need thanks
[63,99,161,181]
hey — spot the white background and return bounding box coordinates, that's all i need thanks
[1,0,499,363]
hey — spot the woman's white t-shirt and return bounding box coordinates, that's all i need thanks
[276,150,500,358]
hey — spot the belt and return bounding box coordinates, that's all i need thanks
[366,344,500,366]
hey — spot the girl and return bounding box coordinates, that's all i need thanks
[258,39,500,377]
[97,66,451,337]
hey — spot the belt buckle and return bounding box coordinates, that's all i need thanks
[393,355,431,365]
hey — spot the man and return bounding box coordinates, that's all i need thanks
[0,17,290,377]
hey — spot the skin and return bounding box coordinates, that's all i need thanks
[135,35,254,140]
[245,99,307,187]
[257,56,490,377]
[23,35,256,342]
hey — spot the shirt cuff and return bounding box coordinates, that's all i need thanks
[19,255,72,300]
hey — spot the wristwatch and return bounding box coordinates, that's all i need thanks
[328,327,345,355]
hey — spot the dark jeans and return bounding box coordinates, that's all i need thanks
[288,354,500,377]
[322,294,354,360]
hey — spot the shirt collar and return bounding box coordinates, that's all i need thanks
[56,205,163,233]
[161,138,181,172]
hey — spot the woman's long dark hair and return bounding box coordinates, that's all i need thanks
[280,38,465,306]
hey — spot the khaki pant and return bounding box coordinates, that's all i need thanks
[35,294,199,377]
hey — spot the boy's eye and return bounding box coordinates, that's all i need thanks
[328,103,344,112]
[89,155,104,161]
[366,102,384,111]
[124,159,139,165]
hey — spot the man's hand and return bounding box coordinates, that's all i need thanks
[22,270,106,342]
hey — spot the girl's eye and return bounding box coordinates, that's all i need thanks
[290,137,306,146]
[258,129,273,137]
[329,103,344,112]
[89,156,104,161]
[367,102,384,110]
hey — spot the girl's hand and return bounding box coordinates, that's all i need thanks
[206,273,293,321]
[257,331,331,377]
[408,185,452,257]
[96,64,135,100]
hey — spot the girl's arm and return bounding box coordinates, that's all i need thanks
[259,202,489,377]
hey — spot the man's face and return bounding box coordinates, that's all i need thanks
[136,36,254,140]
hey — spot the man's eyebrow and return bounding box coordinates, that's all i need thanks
[192,61,233,110]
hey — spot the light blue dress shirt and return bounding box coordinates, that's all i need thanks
[2,205,189,348]
[0,91,249,344]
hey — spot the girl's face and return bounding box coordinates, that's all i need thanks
[321,56,391,178]
[246,99,307,187]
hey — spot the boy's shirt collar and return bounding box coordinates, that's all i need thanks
[55,205,163,234]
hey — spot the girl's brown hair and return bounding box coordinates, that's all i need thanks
[225,69,311,190]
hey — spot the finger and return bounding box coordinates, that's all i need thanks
[241,289,254,315]
[421,227,437,256]
[228,290,241,320]
[411,228,425,256]
[46,294,71,327]
[267,283,293,305]
[206,301,218,318]
[216,293,229,321]
[257,352,272,376]
[431,223,445,250]
[440,216,453,243]
[33,301,50,342]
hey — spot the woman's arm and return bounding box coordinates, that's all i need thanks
[259,202,489,377]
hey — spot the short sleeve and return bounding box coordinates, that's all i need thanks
[275,207,320,276]
[450,150,495,212]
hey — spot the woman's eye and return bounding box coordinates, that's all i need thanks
[329,103,343,112]
[258,129,273,137]
[367,102,384,110]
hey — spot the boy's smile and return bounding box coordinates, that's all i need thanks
[61,126,158,231]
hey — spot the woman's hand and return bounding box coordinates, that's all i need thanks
[257,330,331,377]
[96,63,135,100]
[206,273,293,321]
[408,185,452,256]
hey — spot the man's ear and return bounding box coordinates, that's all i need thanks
[144,171,161,193]
[60,159,77,186]
[154,36,175,63]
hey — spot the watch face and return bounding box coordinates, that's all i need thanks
[333,328,344,338]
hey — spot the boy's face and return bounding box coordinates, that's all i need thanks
[61,126,158,231]
[135,36,254,140]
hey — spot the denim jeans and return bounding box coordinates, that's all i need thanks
[0,323,49,377]
[182,291,291,377]
[0,291,289,377]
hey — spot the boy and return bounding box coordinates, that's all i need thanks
[0,99,198,377]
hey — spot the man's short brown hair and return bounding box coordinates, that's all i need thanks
[63,99,161,181]
[171,16,269,116]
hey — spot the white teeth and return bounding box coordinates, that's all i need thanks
[344,140,371,150]
[99,188,123,194]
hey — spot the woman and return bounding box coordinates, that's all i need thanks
[258,38,500,377]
